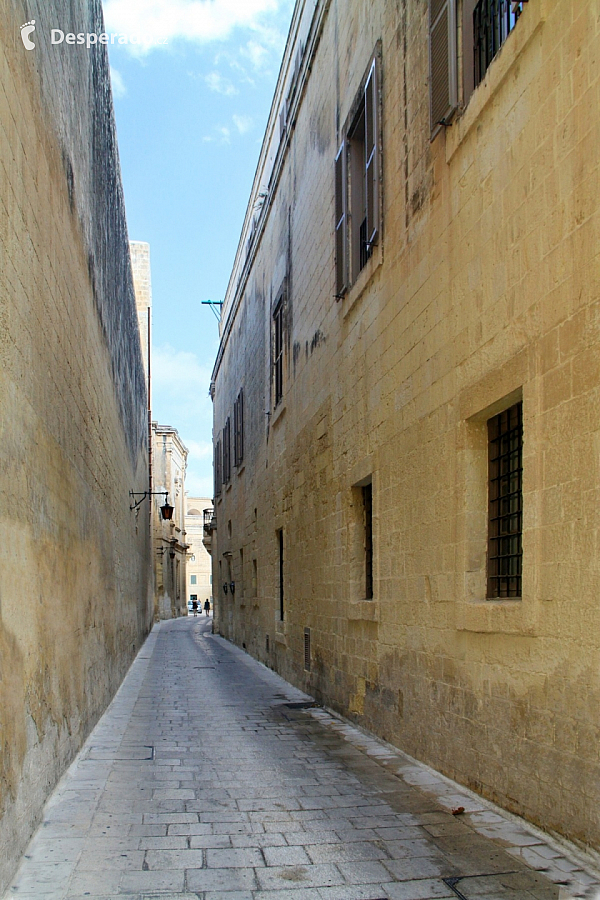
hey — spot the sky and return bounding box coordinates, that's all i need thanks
[102,0,295,498]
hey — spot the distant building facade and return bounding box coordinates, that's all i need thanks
[0,0,152,890]
[211,0,600,850]
[185,498,213,610]
[152,424,188,620]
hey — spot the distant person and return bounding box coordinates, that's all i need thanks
[191,599,198,617]
[204,598,210,616]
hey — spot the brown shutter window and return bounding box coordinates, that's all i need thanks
[364,61,378,248]
[234,389,244,468]
[214,439,222,497]
[429,0,458,137]
[335,142,348,297]
[223,418,231,484]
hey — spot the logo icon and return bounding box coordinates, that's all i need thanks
[20,20,36,50]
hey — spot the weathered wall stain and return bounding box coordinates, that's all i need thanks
[0,0,153,890]
[212,0,600,852]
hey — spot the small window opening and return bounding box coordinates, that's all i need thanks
[363,484,373,600]
[304,628,311,671]
[277,529,284,621]
[487,402,523,598]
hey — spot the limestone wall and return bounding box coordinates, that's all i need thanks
[212,0,600,850]
[0,0,152,888]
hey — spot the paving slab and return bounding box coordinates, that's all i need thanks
[3,616,600,900]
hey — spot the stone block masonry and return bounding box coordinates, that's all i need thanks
[0,0,152,891]
[212,0,600,854]
[4,617,600,899]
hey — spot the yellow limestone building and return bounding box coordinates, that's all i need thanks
[152,424,189,620]
[211,0,600,849]
[185,498,214,610]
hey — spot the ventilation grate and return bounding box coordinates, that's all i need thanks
[304,628,311,671]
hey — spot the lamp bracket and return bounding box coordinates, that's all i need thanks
[129,490,169,511]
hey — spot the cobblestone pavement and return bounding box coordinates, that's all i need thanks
[5,617,600,900]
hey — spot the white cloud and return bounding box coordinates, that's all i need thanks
[205,71,238,95]
[184,470,214,497]
[233,114,253,135]
[185,438,213,460]
[202,125,231,144]
[102,0,284,55]
[110,67,127,97]
[152,344,212,396]
[241,39,269,70]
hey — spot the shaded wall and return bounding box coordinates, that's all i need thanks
[0,0,152,889]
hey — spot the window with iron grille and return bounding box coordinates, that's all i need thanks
[214,439,222,497]
[234,388,244,467]
[487,402,523,598]
[273,301,284,407]
[304,628,311,672]
[277,528,284,621]
[363,484,374,600]
[473,0,526,88]
[222,418,231,485]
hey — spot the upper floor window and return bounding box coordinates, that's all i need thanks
[234,388,244,467]
[335,56,380,296]
[430,0,528,136]
[273,300,284,407]
[214,438,222,497]
[222,418,231,485]
[429,0,458,137]
[473,0,526,87]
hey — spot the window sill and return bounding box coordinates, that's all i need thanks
[348,599,379,622]
[236,464,245,477]
[271,402,286,428]
[274,626,287,646]
[445,0,547,164]
[341,240,383,320]
[456,599,539,635]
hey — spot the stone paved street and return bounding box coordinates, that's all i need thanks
[4,617,600,900]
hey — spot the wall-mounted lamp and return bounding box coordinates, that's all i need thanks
[129,491,174,521]
[230,581,235,595]
[169,548,176,560]
[223,582,228,594]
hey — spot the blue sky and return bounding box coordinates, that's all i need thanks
[103,0,295,497]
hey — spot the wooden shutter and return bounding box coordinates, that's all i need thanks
[364,61,378,248]
[214,439,222,497]
[223,418,231,484]
[335,142,348,297]
[429,0,457,137]
[234,389,244,467]
[234,396,239,467]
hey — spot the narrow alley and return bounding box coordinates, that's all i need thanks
[4,619,599,900]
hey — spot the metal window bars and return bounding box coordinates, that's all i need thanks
[487,403,523,598]
[473,0,526,87]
